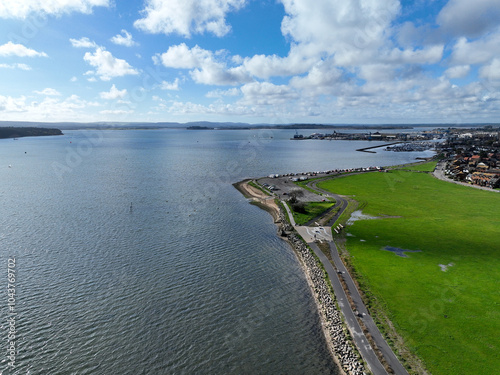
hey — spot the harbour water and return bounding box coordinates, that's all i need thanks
[0,129,434,374]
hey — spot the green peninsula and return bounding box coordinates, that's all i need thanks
[0,127,63,139]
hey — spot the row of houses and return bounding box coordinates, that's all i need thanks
[444,152,500,189]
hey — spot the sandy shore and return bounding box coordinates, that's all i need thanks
[233,179,281,222]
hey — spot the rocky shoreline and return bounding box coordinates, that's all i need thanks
[276,210,366,375]
[235,180,366,375]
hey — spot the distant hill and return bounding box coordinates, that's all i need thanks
[0,127,63,139]
[0,120,497,132]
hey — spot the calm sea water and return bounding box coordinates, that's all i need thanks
[0,129,433,374]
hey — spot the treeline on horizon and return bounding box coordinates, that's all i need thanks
[0,127,63,139]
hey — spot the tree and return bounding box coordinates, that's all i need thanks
[288,188,304,204]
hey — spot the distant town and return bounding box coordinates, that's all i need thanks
[438,127,500,189]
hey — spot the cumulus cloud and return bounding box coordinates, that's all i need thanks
[100,109,134,115]
[155,43,211,69]
[70,37,97,48]
[480,59,500,80]
[110,30,138,47]
[383,45,444,65]
[239,82,298,106]
[206,88,240,98]
[242,46,317,79]
[280,0,400,61]
[134,0,247,37]
[156,43,251,85]
[0,42,47,57]
[0,0,110,19]
[0,63,31,70]
[0,94,102,121]
[445,65,470,79]
[290,60,345,95]
[100,84,127,99]
[437,0,500,38]
[83,48,139,81]
[450,33,500,65]
[160,79,180,90]
[34,88,61,96]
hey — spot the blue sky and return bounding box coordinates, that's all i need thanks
[0,0,499,124]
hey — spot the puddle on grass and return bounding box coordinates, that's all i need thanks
[383,246,421,258]
[439,263,455,272]
[347,210,380,225]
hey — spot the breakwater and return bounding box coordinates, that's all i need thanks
[356,142,400,153]
[275,209,366,375]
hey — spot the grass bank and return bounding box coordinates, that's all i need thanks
[288,201,335,225]
[318,169,500,375]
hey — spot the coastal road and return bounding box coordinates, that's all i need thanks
[309,179,348,226]
[309,242,389,375]
[303,177,410,375]
[327,241,410,375]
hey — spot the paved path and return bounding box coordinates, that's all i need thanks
[309,242,389,375]
[294,177,410,375]
[309,179,348,226]
[327,241,409,375]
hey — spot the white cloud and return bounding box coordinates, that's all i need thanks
[156,43,251,85]
[155,44,211,69]
[242,46,317,79]
[134,0,247,37]
[0,94,102,121]
[70,37,97,48]
[70,76,78,82]
[100,84,127,99]
[280,0,400,61]
[480,59,500,80]
[160,79,180,90]
[437,0,500,38]
[383,45,444,65]
[110,30,138,47]
[190,65,250,86]
[0,42,47,57]
[100,109,134,115]
[34,88,61,96]
[290,60,345,95]
[451,33,500,65]
[206,88,240,98]
[0,0,110,19]
[83,48,139,81]
[445,65,470,79]
[0,95,28,112]
[239,82,298,106]
[0,63,31,70]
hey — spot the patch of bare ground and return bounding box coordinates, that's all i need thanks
[233,180,280,222]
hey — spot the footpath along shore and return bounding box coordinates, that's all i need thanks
[234,179,369,375]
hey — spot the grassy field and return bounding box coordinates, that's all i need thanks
[288,201,335,225]
[318,169,500,374]
[397,160,438,172]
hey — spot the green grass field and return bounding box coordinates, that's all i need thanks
[397,160,438,172]
[288,201,335,225]
[318,169,500,374]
